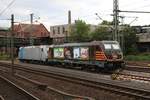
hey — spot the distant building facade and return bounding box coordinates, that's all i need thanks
[134,26,150,52]
[136,26,150,42]
[50,24,97,44]
[14,23,50,38]
[0,23,51,55]
[0,28,11,55]
[50,24,68,39]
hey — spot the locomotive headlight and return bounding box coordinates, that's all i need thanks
[112,54,118,59]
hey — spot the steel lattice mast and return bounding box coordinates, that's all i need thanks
[113,0,119,41]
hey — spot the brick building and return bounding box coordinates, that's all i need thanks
[0,23,51,56]
[14,23,50,38]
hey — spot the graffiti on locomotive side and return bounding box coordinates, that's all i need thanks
[73,47,89,59]
[73,47,80,59]
[80,47,89,59]
[54,48,64,58]
[64,48,72,59]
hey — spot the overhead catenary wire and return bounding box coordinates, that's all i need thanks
[0,0,16,16]
[120,0,150,10]
[126,3,150,11]
[118,10,150,13]
[129,17,138,25]
[120,1,140,8]
[0,18,10,20]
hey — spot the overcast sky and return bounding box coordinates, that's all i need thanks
[0,0,150,31]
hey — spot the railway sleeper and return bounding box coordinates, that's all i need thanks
[11,72,94,100]
[1,62,150,99]
[15,73,48,91]
[0,95,4,100]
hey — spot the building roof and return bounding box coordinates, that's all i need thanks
[14,23,50,38]
[14,23,48,32]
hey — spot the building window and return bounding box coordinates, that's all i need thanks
[62,27,65,34]
[53,28,55,34]
[58,27,60,34]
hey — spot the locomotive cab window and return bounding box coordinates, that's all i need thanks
[103,43,121,51]
[104,44,112,50]
[103,42,123,60]
[112,44,120,50]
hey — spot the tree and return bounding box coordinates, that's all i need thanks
[120,26,138,55]
[90,20,138,55]
[90,20,113,40]
[70,20,90,42]
[101,20,113,25]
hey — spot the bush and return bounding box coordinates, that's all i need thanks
[125,53,150,61]
[0,54,10,60]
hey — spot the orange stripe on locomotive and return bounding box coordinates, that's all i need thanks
[95,51,107,61]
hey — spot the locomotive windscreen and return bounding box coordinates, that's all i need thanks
[103,41,123,60]
[104,43,120,50]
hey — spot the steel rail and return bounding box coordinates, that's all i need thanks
[0,95,4,100]
[125,65,150,73]
[15,73,94,100]
[0,62,150,99]
[0,62,94,100]
[0,74,40,100]
[116,73,150,82]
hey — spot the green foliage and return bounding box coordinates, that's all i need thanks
[90,20,113,41]
[101,20,113,25]
[70,20,90,42]
[90,26,112,40]
[70,19,138,55]
[90,20,138,55]
[120,26,138,55]
[125,53,150,61]
[0,53,10,60]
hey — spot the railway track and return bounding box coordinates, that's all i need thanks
[0,63,94,100]
[0,95,4,100]
[0,74,39,100]
[15,73,94,100]
[125,65,150,73]
[112,65,150,84]
[0,62,150,99]
[114,72,150,82]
